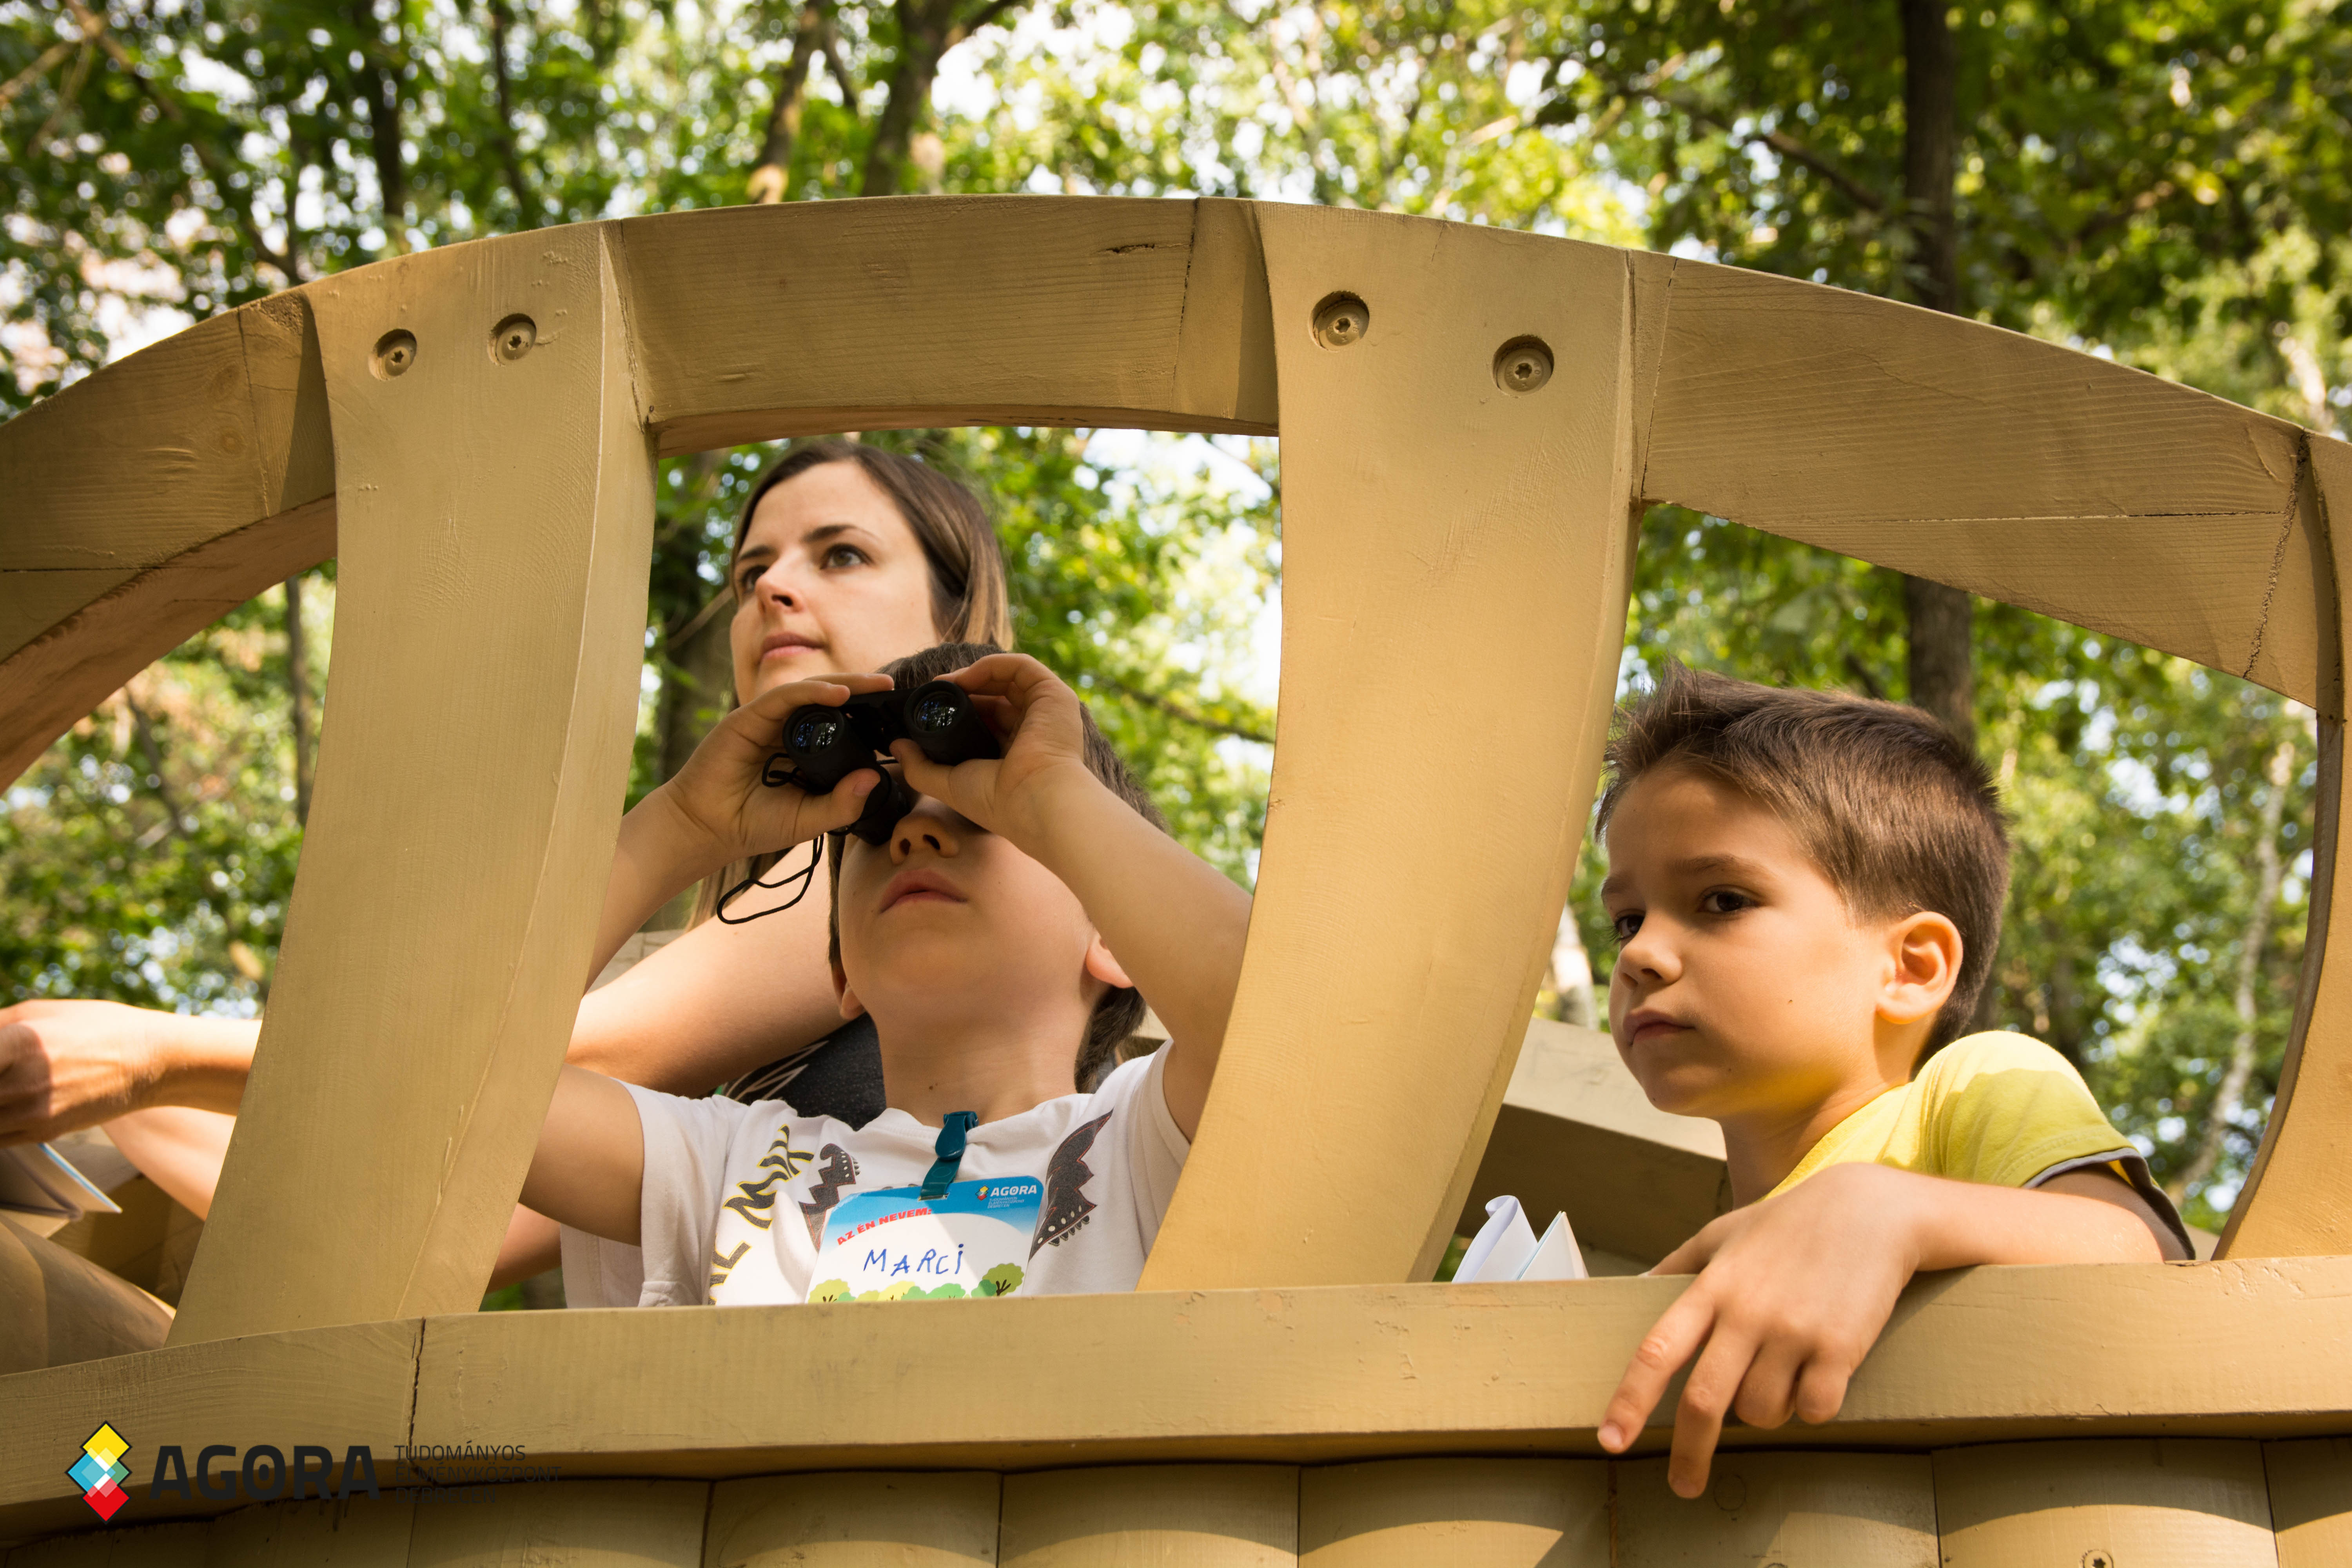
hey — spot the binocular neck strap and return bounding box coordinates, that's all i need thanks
[920,1111,980,1200]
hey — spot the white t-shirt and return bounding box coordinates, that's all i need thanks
[561,1048,1188,1308]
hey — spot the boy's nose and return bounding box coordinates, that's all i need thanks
[889,803,963,863]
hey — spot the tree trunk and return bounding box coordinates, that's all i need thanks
[485,0,535,224]
[860,1,945,197]
[2169,737,2296,1204]
[348,0,407,251]
[1548,910,1598,1030]
[748,0,833,203]
[285,573,314,826]
[1904,572,1975,752]
[657,596,737,785]
[1896,0,1973,750]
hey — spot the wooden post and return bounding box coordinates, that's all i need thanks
[1140,208,1637,1289]
[167,224,655,1341]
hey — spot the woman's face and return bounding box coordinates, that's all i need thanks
[730,461,943,699]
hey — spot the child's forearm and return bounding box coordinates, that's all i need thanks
[1898,1169,2171,1270]
[519,1065,647,1245]
[1019,771,1252,1106]
[588,787,727,985]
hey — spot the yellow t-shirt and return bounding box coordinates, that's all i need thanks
[1763,1031,2192,1252]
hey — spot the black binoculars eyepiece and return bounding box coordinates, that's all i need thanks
[764,680,999,843]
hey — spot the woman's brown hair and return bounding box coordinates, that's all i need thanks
[689,441,1014,927]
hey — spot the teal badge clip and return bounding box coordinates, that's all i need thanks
[921,1111,979,1200]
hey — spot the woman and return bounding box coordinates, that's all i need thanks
[0,439,1013,1288]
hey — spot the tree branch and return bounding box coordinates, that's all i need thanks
[63,0,306,281]
[1563,70,1886,216]
[1100,676,1273,744]
[0,38,76,113]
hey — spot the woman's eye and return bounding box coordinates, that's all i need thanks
[822,544,871,569]
[1610,911,1643,944]
[1700,890,1754,916]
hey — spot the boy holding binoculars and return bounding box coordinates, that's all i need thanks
[527,642,1250,1305]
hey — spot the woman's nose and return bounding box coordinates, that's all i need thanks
[750,560,801,609]
[890,806,962,864]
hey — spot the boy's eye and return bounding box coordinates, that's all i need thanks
[1610,911,1643,944]
[1699,889,1754,916]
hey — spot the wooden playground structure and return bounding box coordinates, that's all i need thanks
[2,195,2348,1562]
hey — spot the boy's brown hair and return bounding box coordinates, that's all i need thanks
[1593,663,2009,1057]
[826,642,1171,1091]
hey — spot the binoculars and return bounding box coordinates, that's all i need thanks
[764,681,999,844]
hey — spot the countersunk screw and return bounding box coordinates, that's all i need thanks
[1312,293,1368,350]
[2082,1553,2114,1568]
[371,329,417,380]
[492,314,538,363]
[1494,336,1554,394]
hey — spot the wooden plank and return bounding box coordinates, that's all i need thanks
[617,196,1275,455]
[1458,1020,1728,1268]
[2267,1437,2352,1568]
[5,1524,211,1567]
[704,1474,1000,1567]
[1140,203,1639,1290]
[406,1260,2352,1478]
[0,1214,171,1373]
[204,1496,416,1566]
[1935,1439,2278,1567]
[1298,1459,1605,1566]
[167,222,656,1341]
[0,1320,418,1548]
[0,310,274,573]
[2227,435,2352,1258]
[1000,1466,1296,1568]
[1639,259,2334,712]
[405,1480,706,1567]
[0,278,336,788]
[1615,1453,1936,1567]
[0,500,334,789]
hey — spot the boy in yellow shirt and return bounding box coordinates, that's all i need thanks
[1592,665,2191,1496]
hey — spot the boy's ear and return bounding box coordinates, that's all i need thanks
[831,956,867,1022]
[1083,931,1133,991]
[1879,911,1962,1026]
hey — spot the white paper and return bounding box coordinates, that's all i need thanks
[1518,1211,1589,1281]
[0,1143,123,1221]
[1455,1194,1539,1283]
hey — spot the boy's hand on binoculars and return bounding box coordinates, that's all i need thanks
[889,653,1093,851]
[662,673,895,867]
[1596,1162,1920,1499]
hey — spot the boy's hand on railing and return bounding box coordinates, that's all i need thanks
[1596,1161,1923,1499]
[651,673,896,871]
[889,653,1097,852]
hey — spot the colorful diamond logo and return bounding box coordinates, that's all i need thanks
[68,1425,131,1520]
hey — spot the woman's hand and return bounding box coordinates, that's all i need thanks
[888,654,1096,852]
[648,673,897,873]
[0,1000,254,1143]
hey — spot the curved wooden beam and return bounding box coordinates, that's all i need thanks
[1634,256,2336,717]
[3,198,2345,1327]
